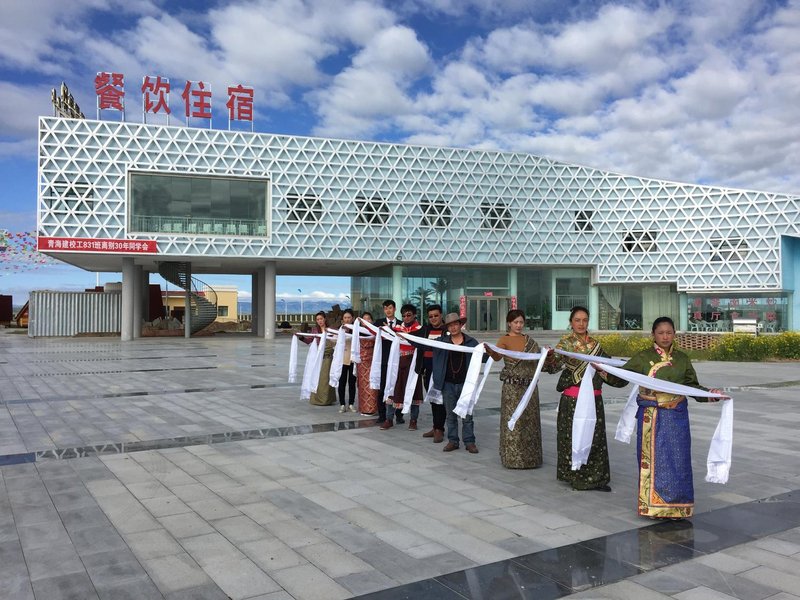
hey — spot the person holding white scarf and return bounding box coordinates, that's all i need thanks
[485,309,545,469]
[432,313,485,453]
[354,312,379,415]
[375,300,402,429]
[599,316,730,519]
[544,306,627,491]
[305,311,337,406]
[336,309,358,412]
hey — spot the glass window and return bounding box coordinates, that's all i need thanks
[480,200,511,230]
[687,294,788,332]
[555,277,589,311]
[355,194,389,225]
[420,197,451,228]
[622,230,657,253]
[574,210,593,232]
[286,189,323,224]
[709,238,748,263]
[129,172,269,237]
[217,306,228,317]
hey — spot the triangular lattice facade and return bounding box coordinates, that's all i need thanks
[38,117,800,292]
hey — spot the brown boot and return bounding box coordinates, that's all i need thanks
[433,429,444,443]
[422,428,435,438]
[379,420,393,430]
[465,443,479,454]
[443,442,459,452]
[408,419,417,431]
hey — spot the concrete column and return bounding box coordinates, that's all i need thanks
[588,284,600,331]
[679,293,689,331]
[392,264,403,304]
[184,262,191,339]
[251,271,261,336]
[508,267,518,306]
[132,265,143,339]
[140,270,150,322]
[121,257,135,341]
[260,262,276,340]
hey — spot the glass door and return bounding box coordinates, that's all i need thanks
[468,297,509,331]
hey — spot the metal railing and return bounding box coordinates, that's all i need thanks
[158,261,218,335]
[555,295,589,312]
[131,215,267,237]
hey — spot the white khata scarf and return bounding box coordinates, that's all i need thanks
[596,361,733,484]
[383,330,401,404]
[369,327,383,389]
[395,332,487,416]
[551,349,632,471]
[289,332,324,400]
[482,343,549,431]
[289,331,323,386]
[328,328,350,388]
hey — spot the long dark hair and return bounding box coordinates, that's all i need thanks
[651,316,675,333]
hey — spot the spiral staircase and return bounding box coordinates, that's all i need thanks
[158,262,218,335]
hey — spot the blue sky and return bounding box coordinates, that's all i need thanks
[2,0,799,304]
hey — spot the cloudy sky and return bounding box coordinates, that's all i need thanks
[1,0,799,303]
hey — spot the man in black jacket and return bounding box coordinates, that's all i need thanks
[430,313,483,454]
[373,299,400,427]
[413,305,446,442]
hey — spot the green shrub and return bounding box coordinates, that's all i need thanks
[595,332,799,361]
[596,333,654,357]
[708,332,800,361]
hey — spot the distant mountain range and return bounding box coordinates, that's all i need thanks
[238,300,352,315]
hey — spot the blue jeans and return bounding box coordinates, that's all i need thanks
[442,381,475,445]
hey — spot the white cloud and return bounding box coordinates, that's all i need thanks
[311,25,431,136]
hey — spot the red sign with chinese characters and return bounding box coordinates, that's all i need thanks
[459,295,467,319]
[95,72,125,110]
[95,72,255,124]
[142,76,171,115]
[182,81,212,119]
[226,85,254,121]
[38,237,158,254]
[511,296,517,309]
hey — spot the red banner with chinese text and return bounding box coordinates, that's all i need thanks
[38,237,158,254]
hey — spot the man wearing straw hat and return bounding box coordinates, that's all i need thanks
[430,313,483,454]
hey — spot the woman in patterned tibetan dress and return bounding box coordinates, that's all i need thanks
[486,309,543,469]
[307,311,337,406]
[603,316,727,519]
[544,306,626,491]
[355,312,378,415]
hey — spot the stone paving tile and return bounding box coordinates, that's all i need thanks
[739,566,800,596]
[270,563,351,600]
[202,556,282,599]
[159,511,216,538]
[2,334,800,599]
[141,551,216,595]
[210,514,273,545]
[30,572,100,600]
[241,536,308,572]
[568,579,674,598]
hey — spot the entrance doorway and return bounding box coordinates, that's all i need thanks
[468,296,510,332]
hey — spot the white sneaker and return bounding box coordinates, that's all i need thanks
[338,405,346,413]
[348,405,357,412]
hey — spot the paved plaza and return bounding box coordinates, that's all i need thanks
[1,328,799,600]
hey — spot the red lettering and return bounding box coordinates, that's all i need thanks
[182,81,212,119]
[95,72,125,110]
[226,85,254,121]
[142,76,171,114]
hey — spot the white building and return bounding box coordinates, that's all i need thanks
[37,116,800,338]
